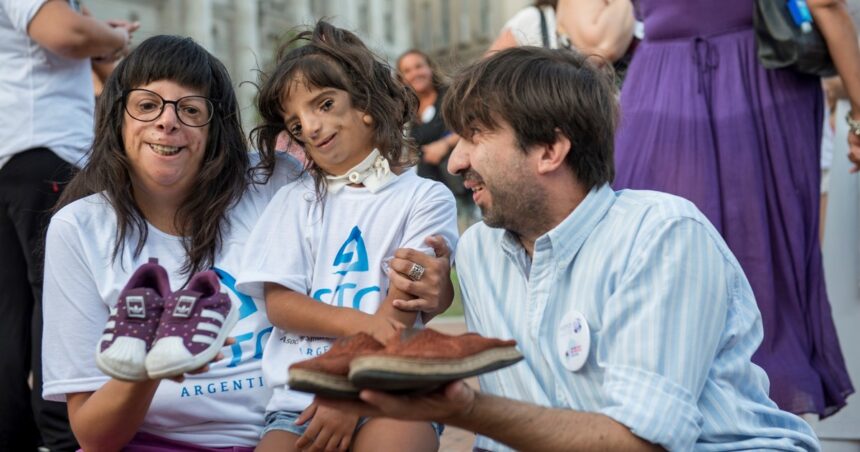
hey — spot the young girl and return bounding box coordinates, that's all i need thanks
[236,22,458,452]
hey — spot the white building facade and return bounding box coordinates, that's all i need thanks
[87,0,526,131]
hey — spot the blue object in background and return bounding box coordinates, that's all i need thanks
[786,0,814,32]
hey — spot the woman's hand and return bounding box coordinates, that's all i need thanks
[296,400,360,451]
[421,139,452,165]
[389,235,454,319]
[168,337,235,382]
[849,132,860,173]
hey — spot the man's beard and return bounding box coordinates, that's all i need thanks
[481,177,548,236]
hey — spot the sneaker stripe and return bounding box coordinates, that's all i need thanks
[191,334,216,344]
[200,309,225,324]
[196,322,221,334]
[105,320,116,329]
[101,333,114,342]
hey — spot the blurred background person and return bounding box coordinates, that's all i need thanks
[808,2,860,446]
[554,0,636,64]
[487,0,559,50]
[0,0,136,450]
[613,0,860,419]
[487,0,636,85]
[398,48,477,232]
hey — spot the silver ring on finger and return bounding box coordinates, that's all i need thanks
[407,263,425,281]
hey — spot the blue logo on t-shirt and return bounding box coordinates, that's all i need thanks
[312,226,380,310]
[332,226,369,275]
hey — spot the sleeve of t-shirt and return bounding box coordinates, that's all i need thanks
[235,183,311,301]
[396,181,459,262]
[596,217,732,451]
[42,215,111,401]
[503,6,542,47]
[3,0,50,33]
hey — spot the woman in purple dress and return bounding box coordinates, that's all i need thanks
[614,0,860,417]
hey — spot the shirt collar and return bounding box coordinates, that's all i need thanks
[499,183,616,264]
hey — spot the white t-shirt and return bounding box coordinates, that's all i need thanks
[41,154,301,447]
[504,5,558,49]
[0,0,94,168]
[236,171,459,413]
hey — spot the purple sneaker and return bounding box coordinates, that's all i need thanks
[144,270,237,379]
[96,258,171,381]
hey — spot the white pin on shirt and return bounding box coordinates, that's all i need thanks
[557,310,590,372]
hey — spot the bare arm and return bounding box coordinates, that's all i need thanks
[808,0,860,169]
[27,0,129,59]
[556,0,636,62]
[374,283,420,329]
[810,0,860,114]
[323,381,664,452]
[486,27,520,54]
[421,133,460,165]
[91,61,115,86]
[66,382,159,452]
[264,283,402,341]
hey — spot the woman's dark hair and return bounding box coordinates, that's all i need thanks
[395,48,448,94]
[56,35,259,276]
[252,20,417,197]
[443,46,617,190]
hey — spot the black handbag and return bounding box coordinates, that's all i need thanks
[753,0,835,77]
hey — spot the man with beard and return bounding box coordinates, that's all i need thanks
[324,47,821,451]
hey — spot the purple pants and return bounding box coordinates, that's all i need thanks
[77,432,255,452]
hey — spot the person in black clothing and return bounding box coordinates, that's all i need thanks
[398,49,477,231]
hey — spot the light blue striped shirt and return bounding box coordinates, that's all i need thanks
[457,184,819,452]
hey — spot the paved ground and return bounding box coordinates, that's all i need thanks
[427,317,477,452]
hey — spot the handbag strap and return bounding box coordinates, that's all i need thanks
[538,7,549,48]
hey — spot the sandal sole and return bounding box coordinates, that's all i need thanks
[348,346,523,392]
[288,368,360,399]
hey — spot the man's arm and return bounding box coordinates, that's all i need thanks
[27,0,130,59]
[324,382,662,452]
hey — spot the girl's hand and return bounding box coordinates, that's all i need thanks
[364,315,403,343]
[389,235,453,318]
[295,400,359,451]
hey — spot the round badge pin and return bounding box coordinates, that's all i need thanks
[557,310,590,372]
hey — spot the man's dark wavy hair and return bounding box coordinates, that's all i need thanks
[442,46,617,190]
[252,20,418,197]
[56,35,262,277]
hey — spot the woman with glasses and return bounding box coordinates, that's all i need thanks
[38,35,453,451]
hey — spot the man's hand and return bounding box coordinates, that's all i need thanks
[295,401,360,451]
[318,380,476,424]
[389,235,453,317]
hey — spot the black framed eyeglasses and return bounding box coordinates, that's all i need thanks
[123,88,215,127]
